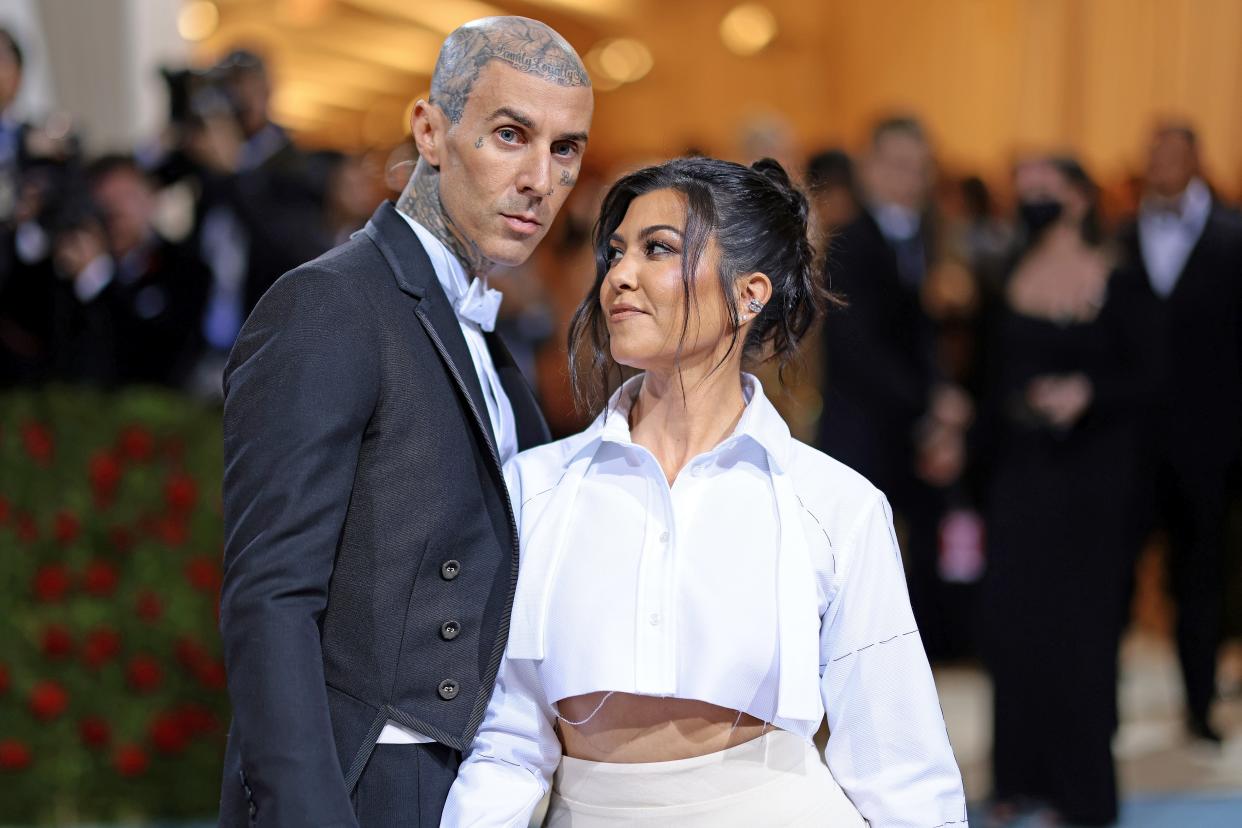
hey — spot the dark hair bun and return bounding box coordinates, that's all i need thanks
[750,157,810,229]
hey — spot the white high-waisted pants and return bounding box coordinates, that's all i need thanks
[544,729,866,826]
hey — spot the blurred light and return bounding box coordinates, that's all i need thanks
[44,111,73,141]
[585,38,653,89]
[277,0,332,27]
[720,3,778,57]
[178,1,219,42]
[346,0,504,34]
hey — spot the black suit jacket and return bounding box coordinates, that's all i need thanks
[112,235,212,386]
[218,202,549,826]
[1116,202,1242,471]
[817,210,937,495]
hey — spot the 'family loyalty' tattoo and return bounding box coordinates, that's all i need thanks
[429,18,590,125]
[560,169,576,187]
[475,137,484,149]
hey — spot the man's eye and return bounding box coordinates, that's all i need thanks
[553,142,578,158]
[497,128,520,143]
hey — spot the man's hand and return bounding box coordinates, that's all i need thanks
[1026,373,1093,429]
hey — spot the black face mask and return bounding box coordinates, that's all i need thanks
[1018,199,1064,237]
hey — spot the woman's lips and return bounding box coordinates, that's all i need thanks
[609,305,646,321]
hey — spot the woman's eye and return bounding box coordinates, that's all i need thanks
[606,247,624,267]
[644,240,673,256]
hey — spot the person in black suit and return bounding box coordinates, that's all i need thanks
[192,50,332,390]
[817,117,973,660]
[1116,123,1242,744]
[86,155,210,387]
[218,16,592,827]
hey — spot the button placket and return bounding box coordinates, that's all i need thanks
[635,459,676,695]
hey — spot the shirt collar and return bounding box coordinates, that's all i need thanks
[1141,176,1212,223]
[394,210,474,305]
[594,372,794,473]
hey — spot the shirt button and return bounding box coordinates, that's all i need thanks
[438,679,460,700]
[658,530,670,543]
[649,612,661,626]
[440,620,461,641]
[440,560,461,581]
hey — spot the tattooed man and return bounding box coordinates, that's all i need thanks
[217,18,591,827]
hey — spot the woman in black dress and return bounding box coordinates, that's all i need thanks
[979,156,1158,826]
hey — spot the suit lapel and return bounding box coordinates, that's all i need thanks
[361,202,500,462]
[485,332,551,451]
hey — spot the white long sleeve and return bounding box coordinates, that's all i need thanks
[819,493,968,827]
[440,648,560,827]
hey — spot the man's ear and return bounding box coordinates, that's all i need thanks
[411,100,444,168]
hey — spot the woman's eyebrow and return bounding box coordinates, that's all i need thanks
[639,225,684,239]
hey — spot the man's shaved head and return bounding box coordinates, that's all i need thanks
[430,16,590,125]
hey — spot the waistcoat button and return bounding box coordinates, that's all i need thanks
[438,679,460,700]
[440,560,461,580]
[440,621,461,641]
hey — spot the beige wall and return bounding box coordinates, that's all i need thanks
[200,0,1242,193]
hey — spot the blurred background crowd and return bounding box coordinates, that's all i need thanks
[2,0,1241,825]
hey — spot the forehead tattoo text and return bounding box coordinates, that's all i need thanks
[430,18,590,125]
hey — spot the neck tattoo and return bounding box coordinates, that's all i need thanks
[396,158,492,279]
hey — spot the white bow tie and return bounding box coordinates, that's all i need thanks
[455,277,503,332]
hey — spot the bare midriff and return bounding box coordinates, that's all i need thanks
[555,692,770,763]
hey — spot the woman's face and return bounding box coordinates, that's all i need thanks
[601,188,739,374]
[1013,159,1088,224]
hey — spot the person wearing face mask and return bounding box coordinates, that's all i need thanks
[442,157,966,827]
[976,156,1160,827]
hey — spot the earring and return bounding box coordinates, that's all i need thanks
[746,298,764,314]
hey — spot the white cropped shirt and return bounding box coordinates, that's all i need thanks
[442,375,967,828]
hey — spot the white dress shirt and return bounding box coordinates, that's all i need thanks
[377,213,518,746]
[442,375,967,827]
[1139,177,1212,298]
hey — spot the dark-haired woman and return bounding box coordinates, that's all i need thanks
[979,157,1158,826]
[441,157,966,827]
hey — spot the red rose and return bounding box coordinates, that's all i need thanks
[185,555,221,593]
[89,451,122,504]
[82,627,122,669]
[175,702,219,737]
[135,590,164,623]
[118,426,154,463]
[15,513,37,543]
[28,681,69,720]
[0,740,31,771]
[32,564,71,602]
[126,655,163,693]
[164,473,198,513]
[174,636,207,672]
[0,494,10,524]
[108,525,135,553]
[196,658,227,691]
[83,560,119,597]
[53,511,81,545]
[156,515,188,547]
[0,663,10,693]
[149,711,189,754]
[21,421,53,465]
[79,716,111,748]
[113,743,149,776]
[40,624,74,659]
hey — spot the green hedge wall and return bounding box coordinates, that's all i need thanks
[0,388,227,824]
